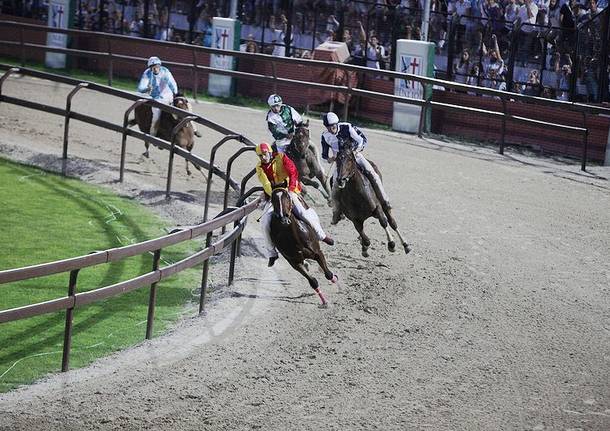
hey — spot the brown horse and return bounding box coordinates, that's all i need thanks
[128,94,198,175]
[334,143,410,257]
[269,188,337,306]
[285,121,331,201]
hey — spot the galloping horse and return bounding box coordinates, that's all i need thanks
[129,94,198,175]
[285,120,331,201]
[269,188,337,306]
[334,143,410,257]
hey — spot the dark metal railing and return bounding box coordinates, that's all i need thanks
[0,64,264,373]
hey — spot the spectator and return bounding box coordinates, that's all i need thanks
[453,49,472,83]
[481,34,505,82]
[581,57,599,102]
[359,21,383,69]
[521,69,541,95]
[516,0,539,65]
[556,63,572,100]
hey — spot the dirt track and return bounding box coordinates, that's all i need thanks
[0,75,609,430]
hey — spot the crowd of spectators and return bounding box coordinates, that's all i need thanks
[1,0,607,101]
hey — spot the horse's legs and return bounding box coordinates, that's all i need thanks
[314,252,338,284]
[185,158,191,176]
[290,261,327,306]
[143,141,150,158]
[353,219,371,257]
[374,206,396,253]
[384,208,411,255]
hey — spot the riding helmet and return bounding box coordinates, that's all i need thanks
[147,56,162,68]
[267,94,282,107]
[255,142,273,155]
[322,112,340,127]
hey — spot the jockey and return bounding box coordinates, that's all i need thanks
[265,94,303,153]
[320,112,391,224]
[255,142,334,267]
[137,56,201,138]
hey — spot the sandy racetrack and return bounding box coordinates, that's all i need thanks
[0,75,609,430]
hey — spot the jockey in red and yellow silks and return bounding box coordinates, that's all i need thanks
[255,142,333,267]
[255,142,302,196]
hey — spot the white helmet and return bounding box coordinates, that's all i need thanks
[147,56,162,68]
[267,94,282,107]
[323,112,339,127]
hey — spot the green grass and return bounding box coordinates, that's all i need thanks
[0,158,201,392]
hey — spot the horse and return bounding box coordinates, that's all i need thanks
[285,120,332,201]
[269,188,338,306]
[334,143,410,257]
[128,94,198,175]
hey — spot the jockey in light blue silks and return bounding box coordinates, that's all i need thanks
[137,56,201,138]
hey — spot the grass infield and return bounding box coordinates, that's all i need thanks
[0,158,200,392]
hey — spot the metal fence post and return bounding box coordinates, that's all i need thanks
[120,99,149,182]
[500,98,507,155]
[192,48,198,102]
[61,269,80,372]
[506,23,520,93]
[581,111,589,171]
[20,27,25,67]
[62,83,89,176]
[272,61,278,94]
[199,232,214,313]
[145,249,161,339]
[228,221,240,286]
[107,37,113,87]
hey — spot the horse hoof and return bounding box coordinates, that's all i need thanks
[388,241,396,252]
[318,302,330,309]
[362,250,369,258]
[143,152,149,158]
[404,244,411,255]
[187,171,192,176]
[330,274,338,284]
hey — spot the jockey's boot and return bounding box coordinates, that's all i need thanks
[364,170,392,211]
[322,235,334,246]
[267,255,278,267]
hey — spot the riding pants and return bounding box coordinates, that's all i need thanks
[273,138,292,153]
[150,94,173,137]
[260,192,327,258]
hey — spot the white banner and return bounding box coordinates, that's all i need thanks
[208,17,239,97]
[45,0,70,69]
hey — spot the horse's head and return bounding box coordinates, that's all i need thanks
[173,94,189,111]
[335,141,356,189]
[271,188,293,225]
[291,119,310,154]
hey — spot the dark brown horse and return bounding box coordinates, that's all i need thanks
[334,144,410,257]
[129,94,198,175]
[285,121,331,201]
[270,188,337,306]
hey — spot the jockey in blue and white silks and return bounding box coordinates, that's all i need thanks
[320,112,391,223]
[137,56,201,138]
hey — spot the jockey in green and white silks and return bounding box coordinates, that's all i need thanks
[137,56,201,138]
[265,94,303,153]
